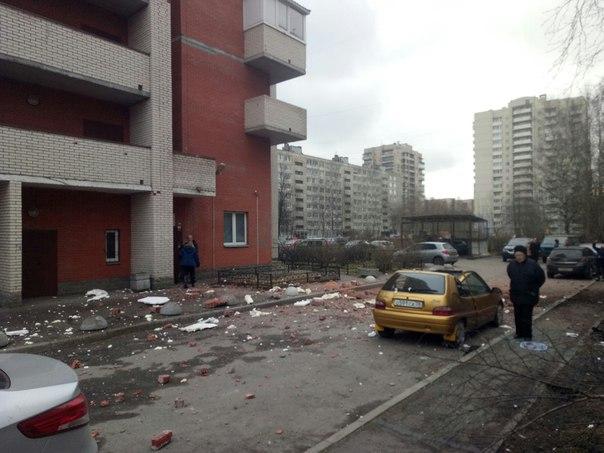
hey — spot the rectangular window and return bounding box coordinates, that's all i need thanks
[105,230,119,263]
[224,212,247,246]
[277,1,288,29]
[289,8,304,40]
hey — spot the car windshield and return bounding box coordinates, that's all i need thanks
[550,249,583,260]
[383,272,446,294]
[507,238,529,246]
[542,237,563,247]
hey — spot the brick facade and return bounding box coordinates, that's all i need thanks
[0,181,22,304]
[0,2,150,92]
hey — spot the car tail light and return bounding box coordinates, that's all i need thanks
[18,393,90,439]
[375,297,386,309]
[442,250,449,255]
[432,306,454,316]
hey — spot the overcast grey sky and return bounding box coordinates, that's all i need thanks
[277,0,604,200]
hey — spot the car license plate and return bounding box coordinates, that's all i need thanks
[394,299,423,309]
[559,267,573,272]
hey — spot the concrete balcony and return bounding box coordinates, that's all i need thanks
[244,24,306,83]
[172,154,216,197]
[0,3,150,105]
[0,125,151,192]
[245,95,307,144]
[84,0,148,16]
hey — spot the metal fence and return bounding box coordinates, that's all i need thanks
[215,264,340,289]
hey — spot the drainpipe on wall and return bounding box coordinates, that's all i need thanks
[255,190,259,266]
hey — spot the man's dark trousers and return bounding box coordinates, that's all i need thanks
[181,265,196,287]
[511,294,536,339]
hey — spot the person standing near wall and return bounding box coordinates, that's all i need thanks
[179,236,200,288]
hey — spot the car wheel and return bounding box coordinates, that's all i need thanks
[491,303,504,327]
[547,271,555,278]
[433,256,445,266]
[377,327,395,338]
[445,321,466,348]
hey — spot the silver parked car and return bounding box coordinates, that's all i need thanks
[394,241,459,266]
[0,353,97,453]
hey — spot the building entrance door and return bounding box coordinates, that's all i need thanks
[22,229,58,298]
[173,226,183,284]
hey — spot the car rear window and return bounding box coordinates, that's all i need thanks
[443,243,456,250]
[0,369,10,390]
[383,272,446,295]
[508,238,529,246]
[550,249,582,260]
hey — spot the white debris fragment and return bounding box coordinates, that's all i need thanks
[565,332,579,338]
[5,329,29,337]
[246,335,253,341]
[205,290,215,296]
[504,309,510,314]
[154,346,165,350]
[180,379,187,383]
[250,308,271,317]
[138,296,170,305]
[64,327,74,335]
[294,299,312,307]
[85,289,109,301]
[68,315,81,320]
[588,424,595,429]
[540,295,547,299]
[180,317,220,333]
[227,324,237,330]
[296,287,307,294]
[364,299,376,306]
[305,288,312,295]
[315,293,340,301]
[244,295,254,305]
[145,314,153,322]
[368,331,377,338]
[107,344,113,349]
[51,320,62,324]
[353,303,365,310]
[500,325,513,329]
[268,286,282,293]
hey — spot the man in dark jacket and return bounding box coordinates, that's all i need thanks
[593,242,604,281]
[528,238,540,261]
[507,245,546,341]
[179,237,200,288]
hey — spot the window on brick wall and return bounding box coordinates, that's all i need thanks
[224,212,247,247]
[105,230,120,263]
[83,120,124,143]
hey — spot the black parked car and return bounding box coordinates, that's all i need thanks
[546,246,597,279]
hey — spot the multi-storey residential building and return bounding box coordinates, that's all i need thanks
[423,198,474,215]
[474,95,586,234]
[362,142,425,215]
[275,146,390,238]
[0,0,308,304]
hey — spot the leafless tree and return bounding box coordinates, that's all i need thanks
[548,0,604,78]
[277,164,293,238]
[533,98,592,234]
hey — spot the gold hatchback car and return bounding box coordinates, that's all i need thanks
[373,269,504,347]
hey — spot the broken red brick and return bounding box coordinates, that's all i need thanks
[70,359,81,369]
[275,428,284,435]
[132,389,144,397]
[324,281,339,291]
[302,338,313,346]
[179,361,189,368]
[162,323,174,330]
[99,400,110,407]
[245,393,256,400]
[197,367,210,377]
[147,334,159,342]
[319,316,326,321]
[187,341,197,347]
[90,430,101,441]
[223,308,235,317]
[110,307,123,317]
[174,398,187,409]
[158,374,171,385]
[114,392,125,403]
[203,297,226,309]
[151,430,173,450]
[149,306,161,314]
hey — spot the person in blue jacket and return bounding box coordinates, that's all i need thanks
[179,236,200,288]
[593,242,604,281]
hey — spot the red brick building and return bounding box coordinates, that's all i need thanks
[0,0,308,304]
